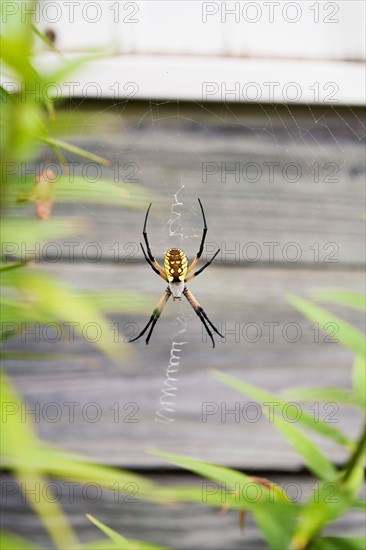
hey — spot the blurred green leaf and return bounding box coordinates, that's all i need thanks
[151,451,295,550]
[352,499,366,510]
[352,355,366,410]
[282,387,359,406]
[212,370,350,456]
[1,0,33,50]
[9,175,155,209]
[291,463,364,550]
[1,371,169,507]
[254,502,297,550]
[85,539,170,550]
[0,297,51,341]
[0,92,46,163]
[79,291,156,314]
[1,371,79,549]
[287,295,365,358]
[0,351,79,361]
[311,537,366,550]
[37,136,112,166]
[7,268,132,364]
[311,290,366,311]
[151,450,289,504]
[0,531,40,550]
[1,218,87,254]
[86,515,130,549]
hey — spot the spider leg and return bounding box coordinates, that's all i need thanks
[141,203,167,279]
[129,288,171,345]
[183,288,223,348]
[185,248,220,282]
[141,243,167,281]
[186,198,207,275]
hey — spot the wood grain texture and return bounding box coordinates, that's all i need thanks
[17,102,365,265]
[3,263,364,468]
[1,474,365,550]
[3,102,365,470]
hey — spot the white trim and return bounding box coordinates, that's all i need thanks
[31,53,365,105]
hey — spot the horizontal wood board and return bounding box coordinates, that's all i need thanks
[2,101,365,470]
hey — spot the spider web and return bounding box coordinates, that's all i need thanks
[60,91,365,301]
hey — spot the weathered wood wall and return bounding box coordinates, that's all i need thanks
[4,101,365,464]
[2,101,365,548]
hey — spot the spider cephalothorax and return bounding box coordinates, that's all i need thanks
[129,199,223,347]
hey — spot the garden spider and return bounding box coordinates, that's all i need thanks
[129,199,224,347]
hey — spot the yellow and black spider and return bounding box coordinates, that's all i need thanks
[129,198,224,347]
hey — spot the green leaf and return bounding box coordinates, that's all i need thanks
[254,502,297,550]
[84,539,170,550]
[78,291,156,314]
[352,355,366,410]
[150,450,295,550]
[287,295,366,357]
[8,268,131,365]
[311,290,366,311]
[9,175,155,209]
[311,536,366,550]
[352,499,366,510]
[281,387,358,405]
[0,531,40,550]
[86,515,130,549]
[1,372,167,506]
[212,370,348,476]
[36,136,112,166]
[1,218,87,255]
[0,371,79,549]
[282,387,359,407]
[291,465,364,550]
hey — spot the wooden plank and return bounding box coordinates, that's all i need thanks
[3,263,364,469]
[1,473,365,550]
[14,102,365,265]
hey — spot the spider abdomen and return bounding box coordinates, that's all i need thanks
[164,248,188,283]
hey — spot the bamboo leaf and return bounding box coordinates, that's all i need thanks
[151,451,295,550]
[352,355,366,410]
[0,531,40,550]
[291,464,364,550]
[86,515,130,549]
[36,136,112,166]
[311,290,366,311]
[311,537,366,550]
[12,175,154,208]
[0,372,79,549]
[212,370,350,458]
[282,387,359,406]
[9,268,132,365]
[287,295,365,357]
